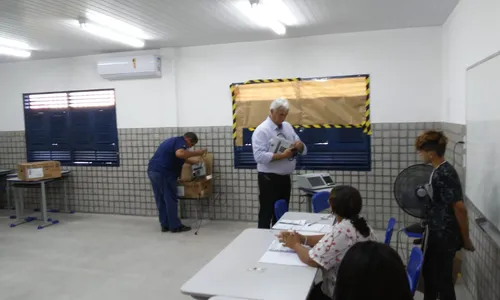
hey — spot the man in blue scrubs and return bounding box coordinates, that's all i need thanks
[148,132,206,233]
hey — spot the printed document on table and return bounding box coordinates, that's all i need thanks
[258,240,308,267]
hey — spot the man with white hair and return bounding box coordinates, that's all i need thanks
[252,98,307,228]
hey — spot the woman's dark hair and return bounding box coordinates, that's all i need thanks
[329,185,370,237]
[333,241,413,300]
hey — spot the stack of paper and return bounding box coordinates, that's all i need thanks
[259,240,308,267]
[273,219,306,230]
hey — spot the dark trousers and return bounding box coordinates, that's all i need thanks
[423,247,456,300]
[308,283,330,300]
[257,172,291,229]
[148,171,182,229]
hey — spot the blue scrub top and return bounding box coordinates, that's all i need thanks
[148,136,187,177]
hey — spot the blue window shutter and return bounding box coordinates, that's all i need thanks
[23,89,119,167]
[24,110,71,163]
[234,128,257,169]
[70,108,119,166]
[233,127,371,171]
[296,128,371,171]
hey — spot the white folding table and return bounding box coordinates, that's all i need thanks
[181,228,318,300]
[8,170,72,229]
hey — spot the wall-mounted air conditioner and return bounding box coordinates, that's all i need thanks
[97,55,161,80]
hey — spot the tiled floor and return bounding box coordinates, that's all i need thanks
[0,211,473,300]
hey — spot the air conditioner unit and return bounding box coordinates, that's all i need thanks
[97,55,161,80]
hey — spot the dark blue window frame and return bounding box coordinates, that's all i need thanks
[23,89,120,167]
[234,127,371,171]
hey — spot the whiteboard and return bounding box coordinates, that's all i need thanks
[466,51,500,231]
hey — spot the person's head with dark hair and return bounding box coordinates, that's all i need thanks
[329,185,370,238]
[333,241,413,300]
[415,130,448,164]
[183,132,198,148]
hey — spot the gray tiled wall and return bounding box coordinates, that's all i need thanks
[2,122,499,298]
[0,122,438,229]
[442,123,500,300]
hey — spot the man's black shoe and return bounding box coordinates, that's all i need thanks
[161,225,169,232]
[171,224,192,233]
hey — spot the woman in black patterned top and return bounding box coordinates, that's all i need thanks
[415,131,475,300]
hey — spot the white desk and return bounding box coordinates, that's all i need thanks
[181,228,317,300]
[8,170,72,229]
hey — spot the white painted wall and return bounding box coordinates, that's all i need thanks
[0,27,442,130]
[176,27,443,127]
[442,0,500,124]
[0,48,177,131]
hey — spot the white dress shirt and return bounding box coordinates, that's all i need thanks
[251,116,307,175]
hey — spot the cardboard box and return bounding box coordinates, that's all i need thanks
[17,161,62,181]
[177,178,212,198]
[178,153,213,199]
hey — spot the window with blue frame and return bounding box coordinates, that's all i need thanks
[23,89,119,166]
[234,127,371,171]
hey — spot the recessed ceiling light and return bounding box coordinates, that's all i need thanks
[0,46,31,58]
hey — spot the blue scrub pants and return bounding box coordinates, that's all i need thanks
[147,171,181,229]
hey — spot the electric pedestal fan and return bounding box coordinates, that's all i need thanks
[393,164,434,257]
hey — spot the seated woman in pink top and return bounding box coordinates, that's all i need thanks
[278,185,376,300]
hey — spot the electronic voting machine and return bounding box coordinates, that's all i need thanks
[297,173,335,191]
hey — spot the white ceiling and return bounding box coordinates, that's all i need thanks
[0,0,458,63]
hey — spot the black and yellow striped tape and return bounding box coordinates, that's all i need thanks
[363,76,372,135]
[230,85,237,140]
[246,124,364,131]
[244,78,300,84]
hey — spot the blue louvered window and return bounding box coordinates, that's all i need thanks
[23,89,119,166]
[234,127,371,171]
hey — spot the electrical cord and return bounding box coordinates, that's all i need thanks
[452,141,465,166]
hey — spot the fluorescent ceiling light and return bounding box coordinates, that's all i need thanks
[235,0,297,35]
[86,11,149,39]
[0,46,31,58]
[0,37,31,49]
[257,0,297,26]
[79,22,145,48]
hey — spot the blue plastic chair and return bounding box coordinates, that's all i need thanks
[396,222,424,261]
[384,217,397,245]
[311,191,330,213]
[407,247,424,296]
[274,199,288,220]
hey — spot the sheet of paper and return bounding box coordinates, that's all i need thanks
[296,231,322,236]
[267,240,295,253]
[259,251,308,267]
[28,168,44,179]
[272,223,295,230]
[295,224,325,232]
[276,219,306,226]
